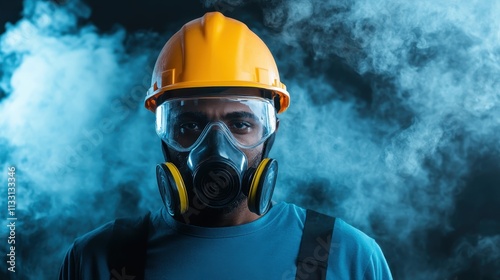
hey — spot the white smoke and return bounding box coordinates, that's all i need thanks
[0,1,161,278]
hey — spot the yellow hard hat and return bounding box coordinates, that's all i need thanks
[145,12,290,113]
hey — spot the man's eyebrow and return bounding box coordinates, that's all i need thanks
[177,111,208,120]
[224,111,259,121]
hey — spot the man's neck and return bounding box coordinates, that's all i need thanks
[176,200,261,227]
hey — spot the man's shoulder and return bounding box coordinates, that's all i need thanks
[73,212,152,253]
[329,218,393,279]
[60,213,154,280]
[282,203,379,254]
[72,220,115,255]
[333,218,378,251]
[60,220,119,280]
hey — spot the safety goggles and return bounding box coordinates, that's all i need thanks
[156,96,277,152]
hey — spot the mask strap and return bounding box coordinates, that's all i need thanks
[261,131,276,160]
[161,140,171,162]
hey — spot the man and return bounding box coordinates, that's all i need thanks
[59,12,392,279]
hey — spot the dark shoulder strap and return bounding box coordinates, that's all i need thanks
[107,212,151,280]
[295,209,336,280]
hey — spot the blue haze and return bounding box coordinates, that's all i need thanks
[1,0,499,279]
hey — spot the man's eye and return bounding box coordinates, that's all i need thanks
[180,122,201,131]
[229,121,252,133]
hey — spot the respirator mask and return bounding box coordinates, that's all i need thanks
[155,96,278,217]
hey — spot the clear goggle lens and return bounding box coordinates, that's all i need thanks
[156,96,277,152]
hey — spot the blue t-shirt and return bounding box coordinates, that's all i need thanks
[59,202,392,279]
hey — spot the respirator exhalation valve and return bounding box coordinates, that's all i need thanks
[193,159,241,208]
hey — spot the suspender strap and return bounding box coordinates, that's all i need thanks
[295,209,336,280]
[107,212,151,280]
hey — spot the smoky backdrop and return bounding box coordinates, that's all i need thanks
[1,0,499,279]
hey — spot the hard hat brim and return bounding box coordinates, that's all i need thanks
[145,81,290,114]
